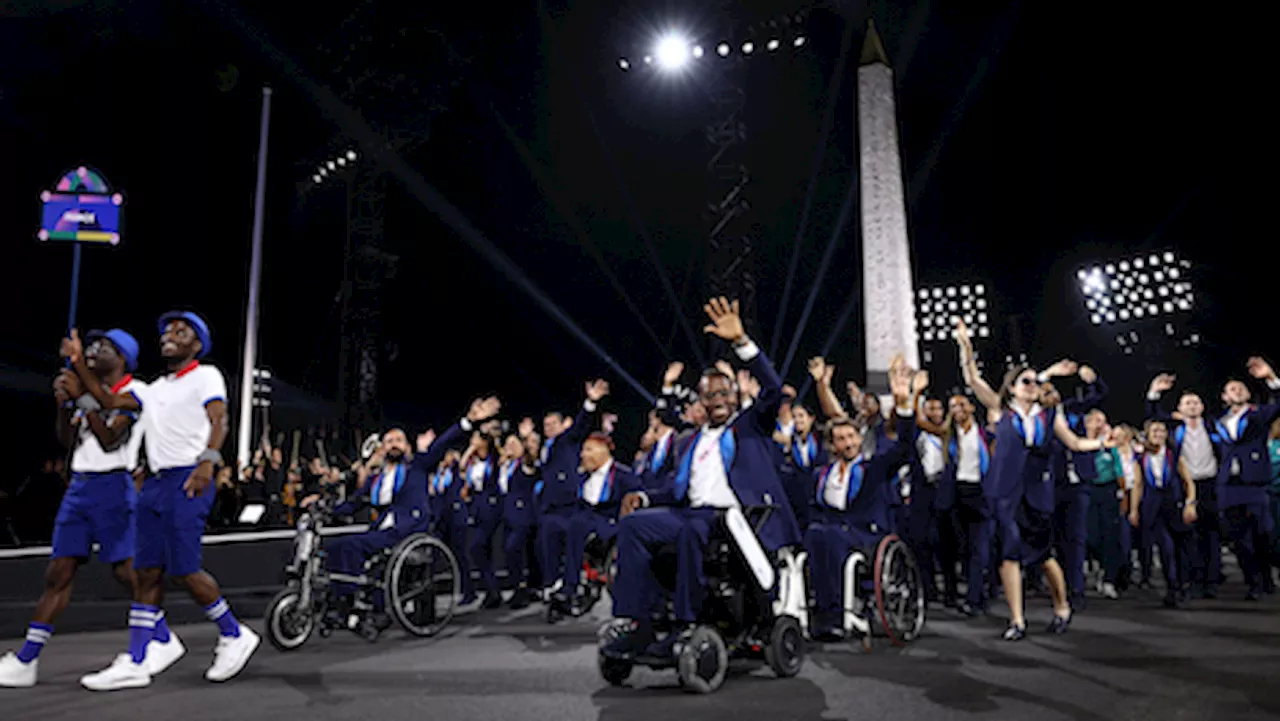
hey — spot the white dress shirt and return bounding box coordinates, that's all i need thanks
[581,458,613,507]
[1180,419,1218,481]
[1010,403,1044,446]
[916,433,945,479]
[822,458,860,510]
[1148,449,1166,488]
[687,426,740,509]
[955,423,983,483]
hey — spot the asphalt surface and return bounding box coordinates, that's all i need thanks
[5,581,1280,721]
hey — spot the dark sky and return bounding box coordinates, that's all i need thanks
[0,0,1267,464]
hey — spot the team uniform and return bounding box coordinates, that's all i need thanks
[0,374,147,687]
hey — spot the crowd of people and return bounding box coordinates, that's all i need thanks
[2,296,1280,692]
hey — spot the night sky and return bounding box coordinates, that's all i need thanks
[0,0,1266,466]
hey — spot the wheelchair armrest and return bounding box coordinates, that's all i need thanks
[740,504,779,534]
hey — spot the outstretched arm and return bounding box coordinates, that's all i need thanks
[1053,409,1105,453]
[808,357,846,420]
[411,396,500,472]
[1063,365,1108,415]
[562,380,609,446]
[955,320,1001,417]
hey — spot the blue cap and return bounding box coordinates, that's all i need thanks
[85,329,140,372]
[157,311,212,358]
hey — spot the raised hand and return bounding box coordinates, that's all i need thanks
[467,396,501,422]
[703,297,746,344]
[603,413,618,434]
[1078,365,1098,385]
[1247,356,1276,381]
[585,379,610,402]
[58,368,84,399]
[416,429,437,453]
[1149,373,1176,394]
[60,329,84,365]
[911,369,930,396]
[663,361,685,386]
[713,359,735,382]
[953,318,973,353]
[807,357,827,383]
[1044,359,1079,378]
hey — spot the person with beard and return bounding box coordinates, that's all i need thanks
[804,359,919,641]
[536,380,607,600]
[70,311,249,688]
[0,329,146,688]
[954,320,1110,641]
[320,399,498,620]
[498,432,539,608]
[603,298,801,660]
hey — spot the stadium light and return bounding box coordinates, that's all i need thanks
[1077,250,1193,326]
[914,282,992,344]
[615,21,807,73]
[655,34,691,71]
[307,148,361,187]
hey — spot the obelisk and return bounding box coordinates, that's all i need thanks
[857,20,919,393]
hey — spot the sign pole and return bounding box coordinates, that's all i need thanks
[236,86,273,471]
[67,243,83,333]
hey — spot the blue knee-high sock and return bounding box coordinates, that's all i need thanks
[152,610,171,644]
[203,597,241,638]
[16,622,54,663]
[128,603,157,664]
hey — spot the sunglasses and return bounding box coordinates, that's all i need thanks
[1017,377,1038,386]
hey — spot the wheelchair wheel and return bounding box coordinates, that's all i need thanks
[763,615,805,678]
[596,620,634,686]
[265,589,314,652]
[872,534,926,647]
[385,534,460,638]
[677,625,728,694]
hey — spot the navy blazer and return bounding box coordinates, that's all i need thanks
[986,406,1057,513]
[811,413,916,535]
[641,345,802,551]
[1051,377,1108,487]
[638,430,680,491]
[935,423,994,511]
[500,460,540,527]
[338,421,466,540]
[1215,399,1280,491]
[461,454,502,519]
[1147,397,1225,469]
[538,402,598,512]
[578,461,644,519]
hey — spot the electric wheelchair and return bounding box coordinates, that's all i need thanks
[821,532,927,651]
[264,487,461,651]
[596,504,809,694]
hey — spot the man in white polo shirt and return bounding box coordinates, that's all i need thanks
[76,311,259,690]
[0,328,146,688]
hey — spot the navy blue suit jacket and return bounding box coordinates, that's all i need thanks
[502,461,540,527]
[641,345,802,551]
[538,402,597,512]
[580,462,644,519]
[812,413,916,535]
[337,421,466,540]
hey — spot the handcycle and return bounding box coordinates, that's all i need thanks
[263,488,461,650]
[596,503,808,694]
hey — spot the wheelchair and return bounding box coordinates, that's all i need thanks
[596,504,808,694]
[547,531,617,623]
[825,533,927,651]
[263,489,461,651]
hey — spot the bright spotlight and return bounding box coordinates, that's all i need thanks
[794,36,806,47]
[692,45,704,58]
[337,156,347,166]
[618,58,630,70]
[346,150,358,161]
[767,38,780,51]
[326,160,337,170]
[312,174,322,183]
[655,35,691,70]
[643,55,653,64]
[742,41,754,54]
[717,43,730,56]
[319,166,328,176]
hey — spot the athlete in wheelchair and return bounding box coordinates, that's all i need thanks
[546,432,641,621]
[804,357,927,648]
[263,398,499,650]
[597,298,809,693]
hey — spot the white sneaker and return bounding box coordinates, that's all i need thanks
[0,652,37,688]
[205,626,260,683]
[1101,582,1119,600]
[144,630,186,676]
[80,653,151,691]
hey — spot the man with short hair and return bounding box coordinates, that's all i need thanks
[0,329,146,687]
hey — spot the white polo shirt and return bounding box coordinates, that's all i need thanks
[72,375,148,473]
[142,361,227,472]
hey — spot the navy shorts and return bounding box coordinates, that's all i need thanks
[135,466,214,576]
[52,471,137,564]
[993,496,1054,566]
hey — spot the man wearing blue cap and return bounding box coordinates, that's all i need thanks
[0,328,148,688]
[74,311,259,690]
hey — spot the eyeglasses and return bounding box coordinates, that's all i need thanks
[701,389,734,401]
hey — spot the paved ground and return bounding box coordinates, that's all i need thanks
[5,585,1280,721]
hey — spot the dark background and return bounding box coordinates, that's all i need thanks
[0,0,1268,469]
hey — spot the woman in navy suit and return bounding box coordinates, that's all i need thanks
[955,321,1109,641]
